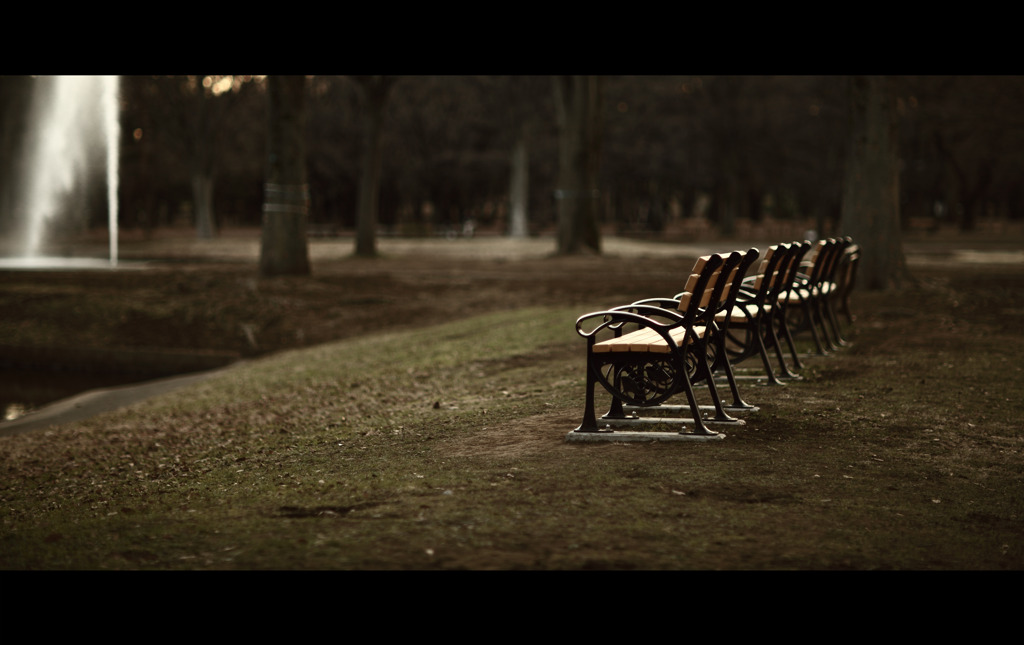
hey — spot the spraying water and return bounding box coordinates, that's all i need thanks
[103,77,120,266]
[16,75,120,267]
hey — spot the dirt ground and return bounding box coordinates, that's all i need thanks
[3,226,1024,571]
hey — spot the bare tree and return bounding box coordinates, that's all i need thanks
[259,75,311,277]
[839,75,906,290]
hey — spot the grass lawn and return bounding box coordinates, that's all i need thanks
[1,233,1022,571]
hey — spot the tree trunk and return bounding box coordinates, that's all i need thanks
[553,76,602,255]
[508,129,529,238]
[353,76,396,258]
[259,76,310,277]
[354,103,383,257]
[958,161,993,232]
[192,171,215,239]
[713,174,740,238]
[839,76,906,290]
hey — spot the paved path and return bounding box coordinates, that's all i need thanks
[0,367,232,437]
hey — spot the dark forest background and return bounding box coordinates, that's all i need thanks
[1,75,1021,244]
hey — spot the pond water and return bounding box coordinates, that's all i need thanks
[1,368,149,423]
[0,257,147,271]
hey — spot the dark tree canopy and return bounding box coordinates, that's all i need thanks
[2,75,1021,281]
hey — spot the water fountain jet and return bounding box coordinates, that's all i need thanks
[0,76,121,270]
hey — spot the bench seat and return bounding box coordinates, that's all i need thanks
[715,302,768,322]
[783,282,834,304]
[591,325,707,354]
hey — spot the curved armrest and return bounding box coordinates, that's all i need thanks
[611,303,687,321]
[628,297,682,311]
[575,308,685,340]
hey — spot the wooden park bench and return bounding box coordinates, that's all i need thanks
[716,240,812,385]
[784,237,853,355]
[626,247,762,414]
[831,238,861,343]
[570,248,758,441]
[567,237,861,442]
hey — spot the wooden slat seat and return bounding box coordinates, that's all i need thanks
[592,324,707,353]
[716,301,770,323]
[783,282,833,304]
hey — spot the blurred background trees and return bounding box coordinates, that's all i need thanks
[118,75,265,238]
[1,75,1022,274]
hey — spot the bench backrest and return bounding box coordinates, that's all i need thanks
[674,253,727,319]
[826,239,854,295]
[749,243,797,305]
[722,247,761,308]
[777,240,813,299]
[674,249,759,324]
[803,238,848,288]
[701,250,745,312]
[748,244,781,292]
[835,237,861,294]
